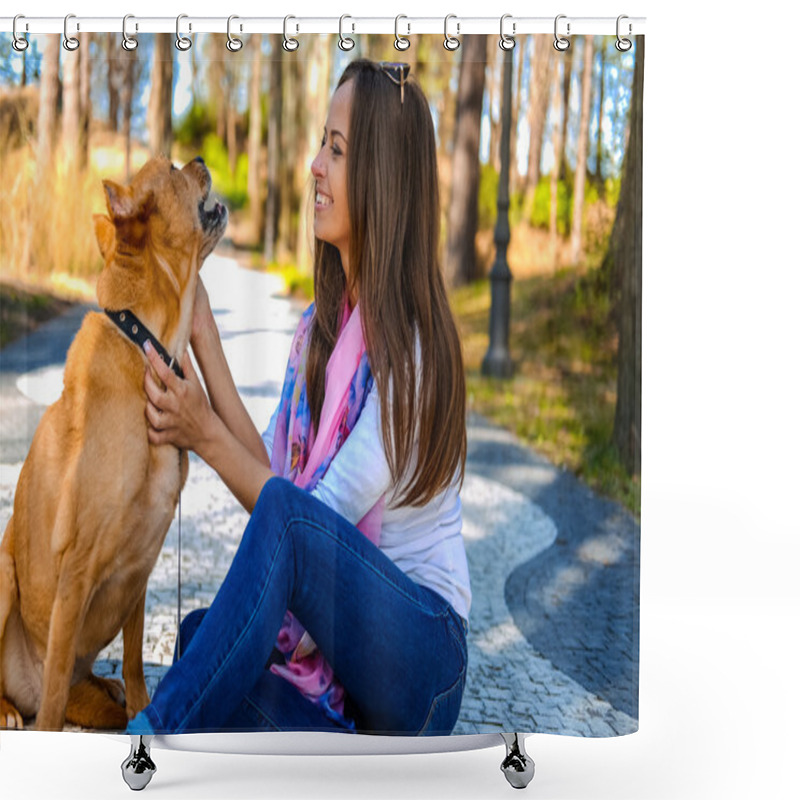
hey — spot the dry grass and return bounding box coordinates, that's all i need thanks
[451,263,640,516]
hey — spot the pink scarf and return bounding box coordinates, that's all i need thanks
[268,300,383,728]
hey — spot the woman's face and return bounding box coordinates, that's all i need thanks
[311,80,353,270]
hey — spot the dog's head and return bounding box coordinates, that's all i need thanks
[94,156,227,311]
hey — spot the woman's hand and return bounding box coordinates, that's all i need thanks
[143,340,217,455]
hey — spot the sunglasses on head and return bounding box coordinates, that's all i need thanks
[379,62,411,105]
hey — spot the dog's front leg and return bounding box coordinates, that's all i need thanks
[0,518,25,729]
[36,568,92,731]
[122,589,150,718]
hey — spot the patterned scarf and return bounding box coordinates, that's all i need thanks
[268,300,383,728]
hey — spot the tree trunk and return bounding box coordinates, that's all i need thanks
[509,35,526,194]
[62,47,81,171]
[522,36,553,201]
[79,34,92,171]
[570,36,595,265]
[594,39,606,192]
[549,59,563,269]
[247,34,264,241]
[36,36,60,171]
[488,45,503,172]
[264,38,283,263]
[608,38,644,476]
[147,34,173,158]
[559,44,574,182]
[107,33,120,132]
[444,35,488,287]
[121,45,137,181]
[296,35,331,273]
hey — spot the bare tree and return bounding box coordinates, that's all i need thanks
[549,59,564,268]
[107,33,120,132]
[558,44,574,182]
[594,39,607,192]
[606,38,644,476]
[147,34,173,158]
[263,37,283,263]
[509,35,526,194]
[120,45,139,181]
[61,47,81,171]
[296,35,332,273]
[444,35,488,287]
[79,34,92,171]
[36,35,60,172]
[522,36,553,202]
[570,37,595,265]
[247,33,264,240]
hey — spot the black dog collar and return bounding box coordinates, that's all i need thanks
[104,309,185,380]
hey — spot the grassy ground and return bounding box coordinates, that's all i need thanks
[0,282,76,349]
[451,266,640,517]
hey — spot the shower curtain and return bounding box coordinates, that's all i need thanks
[0,24,641,741]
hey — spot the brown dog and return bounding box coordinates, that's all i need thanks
[0,156,227,731]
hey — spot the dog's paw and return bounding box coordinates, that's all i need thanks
[90,674,126,707]
[1,697,24,729]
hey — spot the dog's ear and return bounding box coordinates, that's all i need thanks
[103,181,155,223]
[93,214,116,261]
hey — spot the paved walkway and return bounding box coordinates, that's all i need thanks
[0,250,638,737]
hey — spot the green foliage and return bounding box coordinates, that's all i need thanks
[531,177,571,235]
[199,134,249,210]
[174,103,215,148]
[478,163,499,229]
[478,163,526,231]
[604,176,622,209]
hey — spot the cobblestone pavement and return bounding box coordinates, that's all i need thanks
[0,250,638,737]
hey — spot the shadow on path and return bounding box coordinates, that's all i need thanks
[467,415,640,720]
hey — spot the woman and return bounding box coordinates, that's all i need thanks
[129,59,470,736]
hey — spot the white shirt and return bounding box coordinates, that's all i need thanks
[262,382,472,622]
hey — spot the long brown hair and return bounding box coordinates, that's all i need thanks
[307,59,466,507]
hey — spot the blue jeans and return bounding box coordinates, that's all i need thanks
[128,477,468,735]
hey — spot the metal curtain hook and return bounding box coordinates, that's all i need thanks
[338,15,355,51]
[615,15,633,51]
[443,14,460,51]
[394,15,411,51]
[226,15,243,51]
[63,13,79,51]
[12,14,29,52]
[499,14,516,51]
[554,14,571,51]
[283,16,299,51]
[176,14,192,51]
[122,14,138,51]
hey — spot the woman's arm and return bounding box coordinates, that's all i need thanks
[189,279,270,467]
[143,340,275,514]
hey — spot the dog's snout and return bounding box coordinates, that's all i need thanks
[193,156,205,165]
